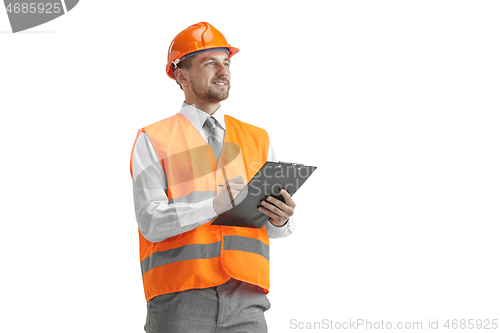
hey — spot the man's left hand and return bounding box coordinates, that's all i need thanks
[258,189,296,227]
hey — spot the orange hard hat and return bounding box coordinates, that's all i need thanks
[166,22,239,79]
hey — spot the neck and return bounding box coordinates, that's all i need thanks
[184,97,220,115]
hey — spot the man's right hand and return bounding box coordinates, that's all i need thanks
[213,175,246,215]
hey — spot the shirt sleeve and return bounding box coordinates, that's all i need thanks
[263,136,296,239]
[132,132,217,243]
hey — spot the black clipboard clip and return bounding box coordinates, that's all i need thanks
[278,161,305,166]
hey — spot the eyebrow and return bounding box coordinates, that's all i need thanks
[202,57,231,63]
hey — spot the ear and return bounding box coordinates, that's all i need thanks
[175,68,189,87]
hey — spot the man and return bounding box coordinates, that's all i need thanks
[130,22,296,332]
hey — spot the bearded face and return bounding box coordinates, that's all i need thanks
[184,50,232,104]
[190,73,230,103]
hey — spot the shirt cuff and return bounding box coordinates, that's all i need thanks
[266,215,296,238]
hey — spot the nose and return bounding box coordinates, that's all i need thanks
[216,63,229,77]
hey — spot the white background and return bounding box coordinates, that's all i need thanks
[1,1,499,332]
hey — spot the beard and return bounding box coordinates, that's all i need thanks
[191,79,230,103]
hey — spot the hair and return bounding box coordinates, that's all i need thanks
[174,56,195,91]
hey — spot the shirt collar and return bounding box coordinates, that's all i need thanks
[180,102,226,131]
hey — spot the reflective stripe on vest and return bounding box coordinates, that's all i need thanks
[141,242,221,276]
[141,235,270,276]
[223,235,270,261]
[133,112,270,301]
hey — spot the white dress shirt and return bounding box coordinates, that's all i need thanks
[132,102,296,243]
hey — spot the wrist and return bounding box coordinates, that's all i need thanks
[271,219,288,227]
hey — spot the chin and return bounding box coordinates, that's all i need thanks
[209,91,230,102]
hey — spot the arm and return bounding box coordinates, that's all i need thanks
[132,132,217,242]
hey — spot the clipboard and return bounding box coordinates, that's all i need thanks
[211,161,317,228]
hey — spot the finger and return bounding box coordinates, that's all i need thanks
[260,200,287,219]
[227,183,245,192]
[230,190,241,199]
[234,175,245,183]
[258,205,282,220]
[265,196,287,212]
[280,189,296,208]
[258,206,287,227]
[266,195,294,216]
[266,196,285,209]
[226,180,245,189]
[226,175,245,185]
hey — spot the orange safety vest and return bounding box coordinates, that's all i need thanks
[130,113,270,302]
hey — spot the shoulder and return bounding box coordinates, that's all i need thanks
[142,113,182,132]
[225,115,268,138]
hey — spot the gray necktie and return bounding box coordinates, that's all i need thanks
[204,116,224,158]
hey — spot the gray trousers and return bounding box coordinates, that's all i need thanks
[144,278,271,333]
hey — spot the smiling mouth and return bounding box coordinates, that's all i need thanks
[213,81,228,86]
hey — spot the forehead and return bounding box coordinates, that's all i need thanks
[192,50,230,63]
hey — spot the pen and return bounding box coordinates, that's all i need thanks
[220,168,236,209]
